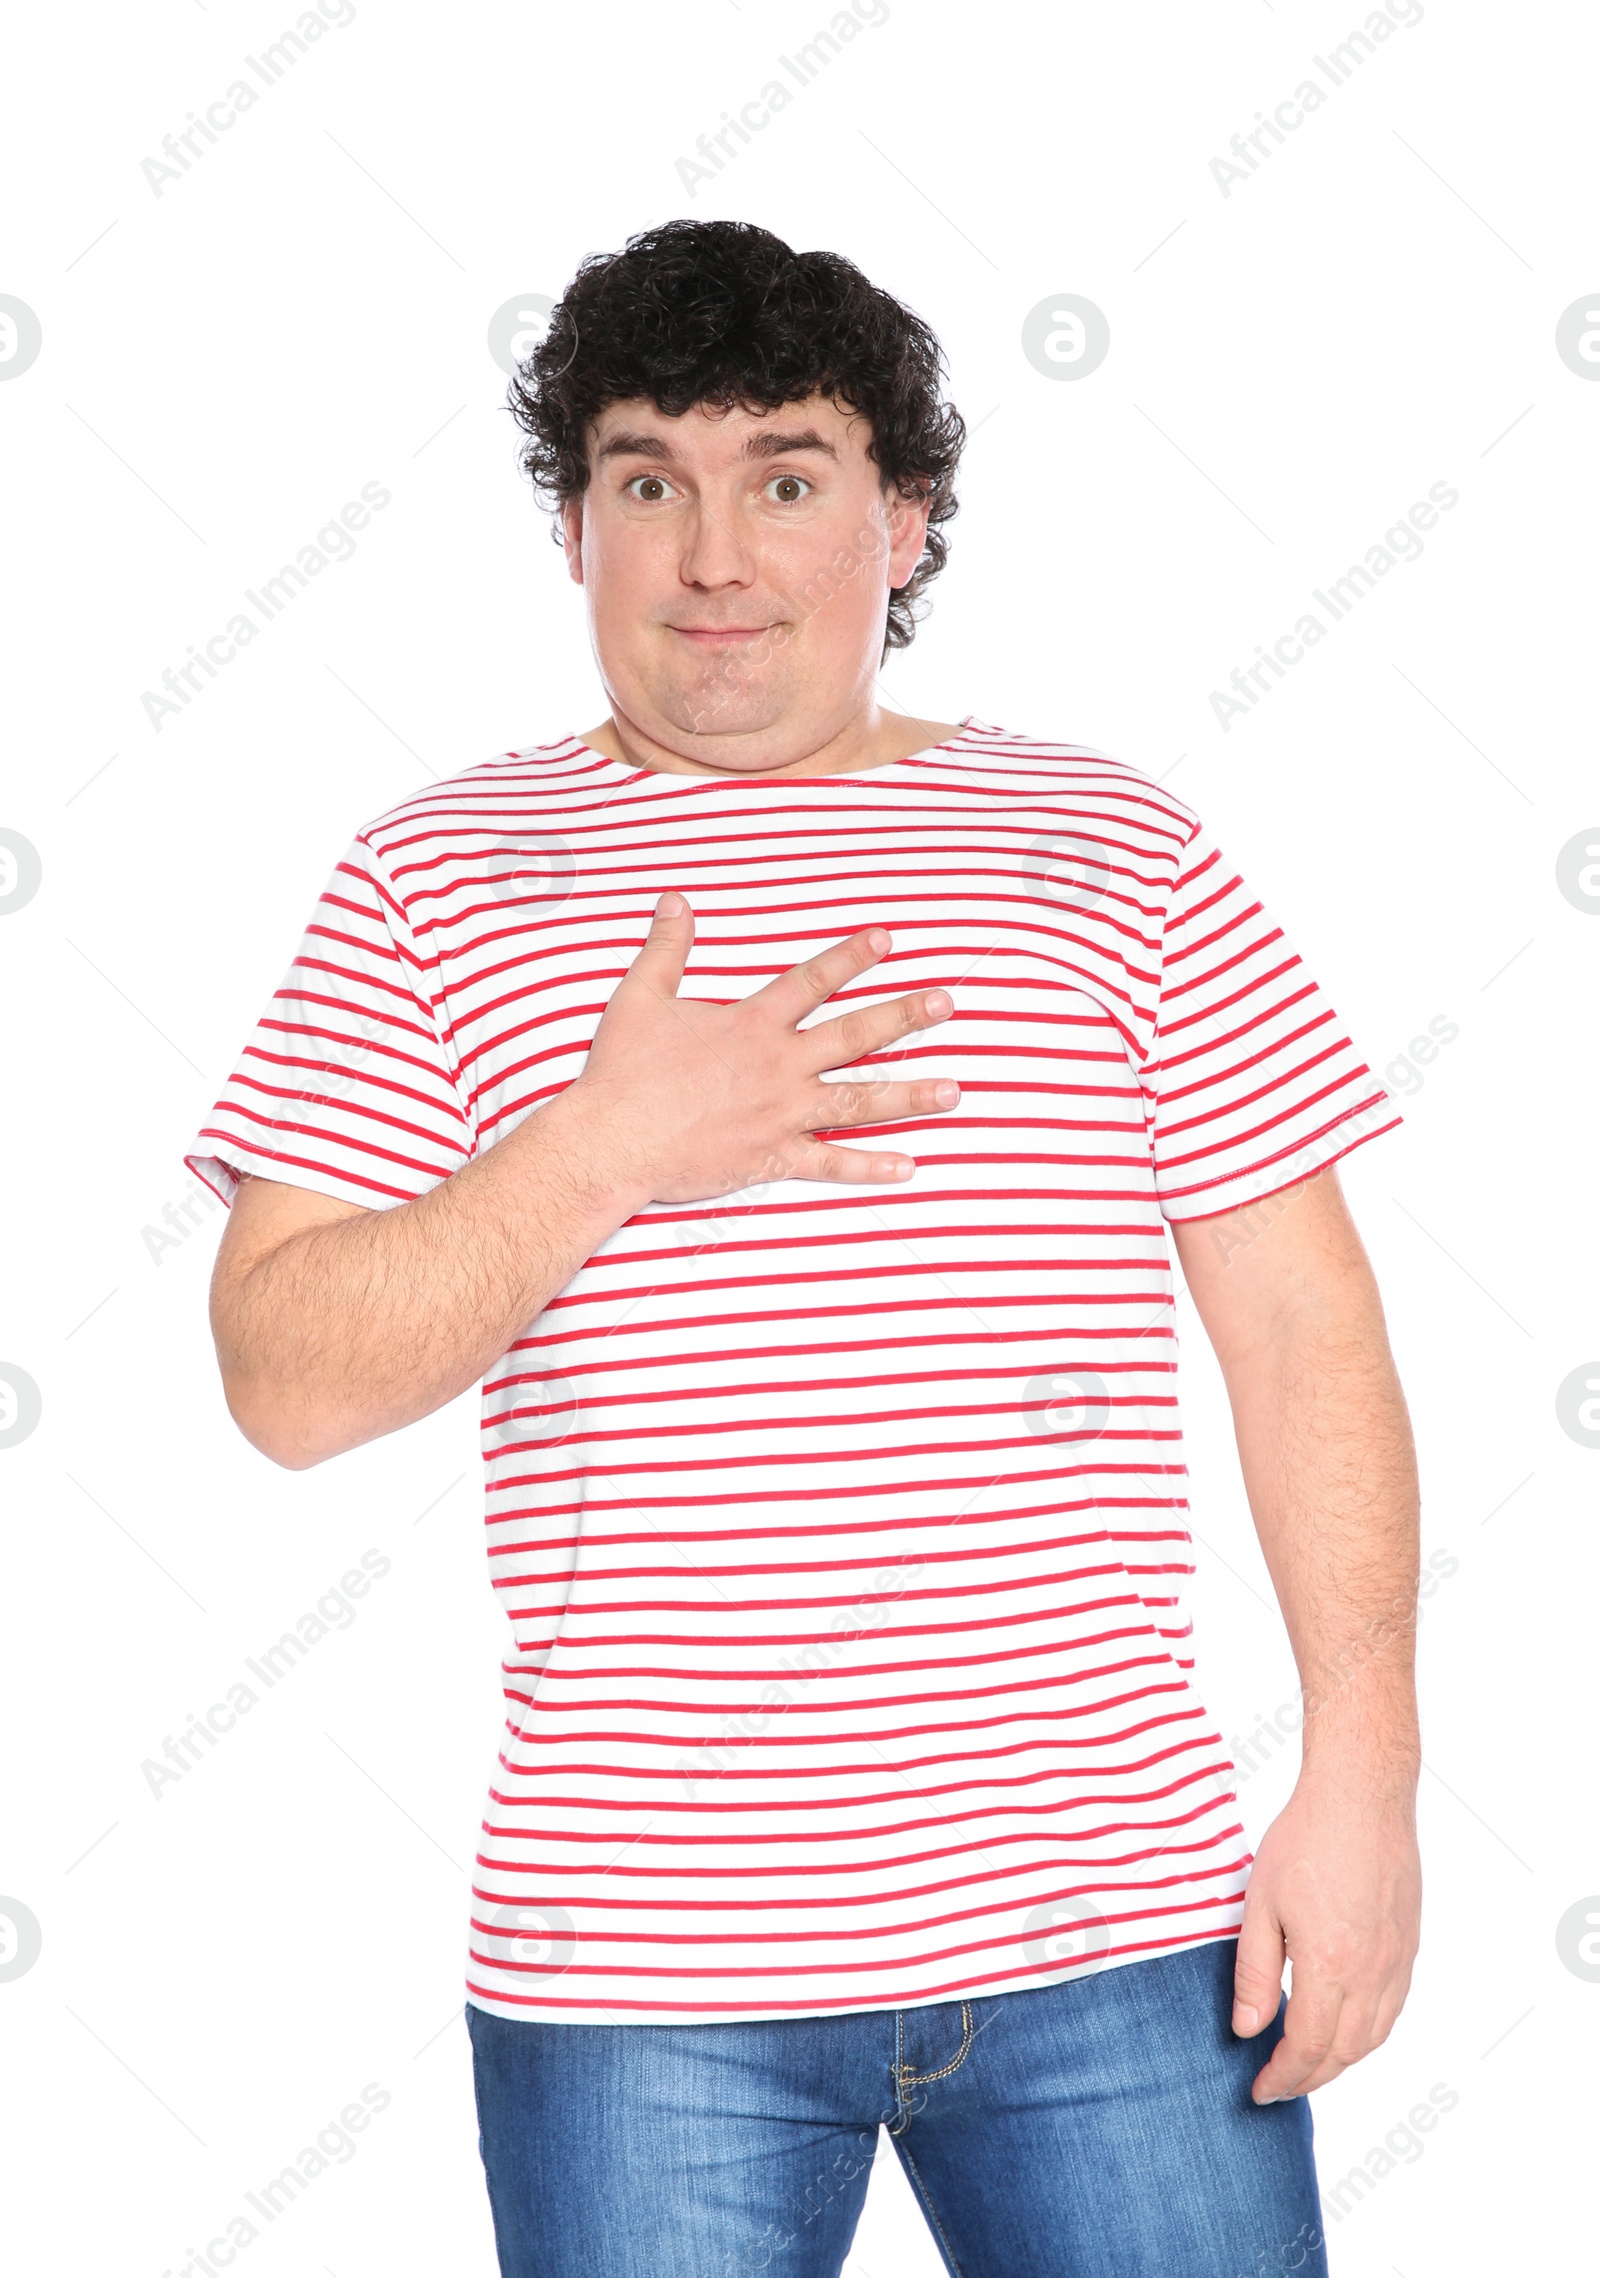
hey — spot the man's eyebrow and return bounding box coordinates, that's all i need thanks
[593,425,840,466]
[741,428,838,461]
[595,428,683,465]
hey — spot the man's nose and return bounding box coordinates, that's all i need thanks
[678,498,757,586]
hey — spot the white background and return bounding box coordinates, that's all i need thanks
[2,0,1596,2271]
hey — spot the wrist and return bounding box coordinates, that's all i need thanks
[1295,1718,1421,1807]
[526,1080,657,1221]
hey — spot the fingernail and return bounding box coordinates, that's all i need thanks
[934,1080,960,1107]
[1233,2006,1259,2036]
[925,991,953,1019]
[866,928,891,954]
[656,891,684,917]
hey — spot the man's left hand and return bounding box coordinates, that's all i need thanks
[1231,1773,1422,2102]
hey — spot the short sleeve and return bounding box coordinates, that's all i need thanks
[183,834,475,1212]
[1143,823,1401,1221]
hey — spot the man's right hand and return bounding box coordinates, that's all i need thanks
[556,891,959,1204]
[209,894,956,1469]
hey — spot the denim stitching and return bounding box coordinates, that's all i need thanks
[896,2135,967,2277]
[897,2000,975,2086]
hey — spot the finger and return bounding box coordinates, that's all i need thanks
[800,988,956,1074]
[1302,1983,1401,2095]
[1252,1980,1349,2104]
[1231,1896,1286,2040]
[802,1076,960,1130]
[787,1137,918,1185]
[628,891,695,997]
[748,927,893,1026]
[1261,2028,1361,2101]
[1367,1963,1415,2052]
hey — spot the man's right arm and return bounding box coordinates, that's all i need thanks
[208,898,959,1470]
[210,1085,645,1471]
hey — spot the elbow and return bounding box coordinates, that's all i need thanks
[255,1433,331,1474]
[211,1281,345,1469]
[219,1367,341,1471]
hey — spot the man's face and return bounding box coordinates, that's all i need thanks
[562,393,930,772]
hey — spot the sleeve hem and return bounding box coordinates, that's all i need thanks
[182,1142,405,1214]
[1157,1100,1402,1224]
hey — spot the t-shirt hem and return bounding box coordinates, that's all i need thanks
[460,1914,1246,2029]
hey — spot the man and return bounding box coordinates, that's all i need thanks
[188,220,1421,2276]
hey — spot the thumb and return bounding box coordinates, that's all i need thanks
[630,890,694,995]
[1232,1893,1286,2038]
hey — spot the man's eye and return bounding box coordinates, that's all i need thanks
[625,474,674,502]
[766,474,811,504]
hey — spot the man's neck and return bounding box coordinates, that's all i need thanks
[578,707,967,780]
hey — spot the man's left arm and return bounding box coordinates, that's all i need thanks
[1171,1162,1423,2104]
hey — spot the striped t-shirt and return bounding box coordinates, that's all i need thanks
[185,718,1400,2026]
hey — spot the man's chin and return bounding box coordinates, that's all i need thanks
[649,682,794,745]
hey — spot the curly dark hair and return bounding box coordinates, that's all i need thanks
[506,219,965,657]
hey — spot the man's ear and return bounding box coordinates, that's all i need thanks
[561,496,585,585]
[884,483,931,591]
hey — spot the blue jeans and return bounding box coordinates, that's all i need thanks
[464,1938,1326,2276]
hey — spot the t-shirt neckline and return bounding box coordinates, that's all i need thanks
[568,715,981,787]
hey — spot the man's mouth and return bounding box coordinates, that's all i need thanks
[666,623,778,648]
